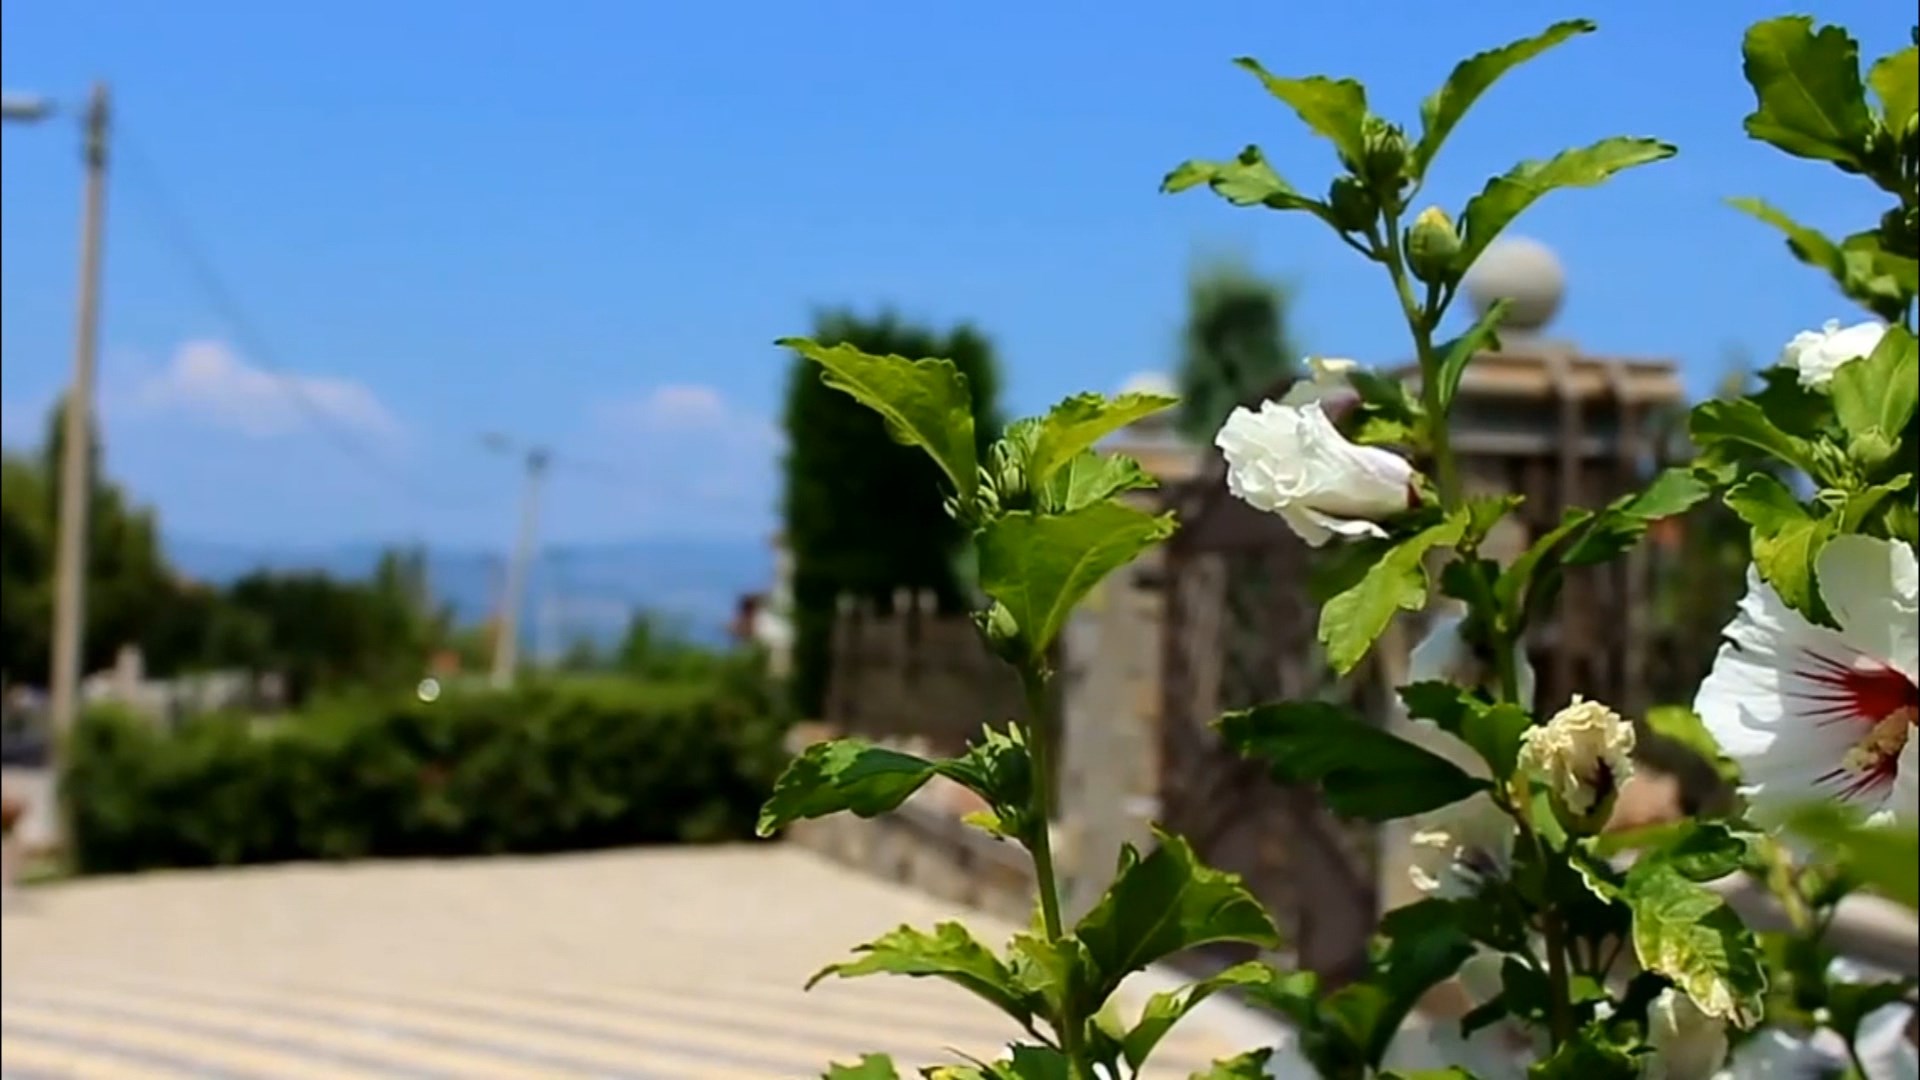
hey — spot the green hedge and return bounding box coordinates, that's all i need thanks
[63,674,789,874]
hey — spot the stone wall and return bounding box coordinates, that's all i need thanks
[822,591,1025,757]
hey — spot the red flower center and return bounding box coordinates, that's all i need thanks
[1801,652,1917,798]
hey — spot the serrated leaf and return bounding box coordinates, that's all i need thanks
[1869,45,1918,131]
[1560,467,1712,566]
[979,502,1175,663]
[824,1054,901,1079]
[1414,19,1597,176]
[1319,513,1467,673]
[1217,701,1487,820]
[758,739,939,836]
[1728,196,1847,280]
[780,337,978,504]
[809,922,1039,1027]
[1784,803,1919,910]
[1454,138,1675,275]
[1037,450,1157,514]
[1396,682,1528,780]
[1624,862,1767,1027]
[1724,472,1836,624]
[1161,146,1323,212]
[1122,962,1274,1070]
[1433,299,1509,414]
[1689,397,1826,479]
[1231,60,1370,167]
[1652,821,1754,882]
[1027,392,1177,492]
[1830,324,1918,449]
[1740,16,1874,166]
[1073,829,1280,1002]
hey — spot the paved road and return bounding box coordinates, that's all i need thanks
[1,846,1281,1078]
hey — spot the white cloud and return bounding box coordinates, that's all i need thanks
[596,383,781,447]
[128,339,398,439]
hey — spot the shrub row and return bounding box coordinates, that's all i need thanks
[63,672,789,874]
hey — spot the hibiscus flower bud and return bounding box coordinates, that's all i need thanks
[1326,176,1377,232]
[1214,399,1420,547]
[1278,357,1361,416]
[1517,696,1637,835]
[1643,988,1729,1080]
[1778,319,1887,391]
[1406,206,1461,284]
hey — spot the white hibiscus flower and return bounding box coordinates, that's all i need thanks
[1694,535,1919,824]
[1778,319,1887,392]
[1215,399,1418,547]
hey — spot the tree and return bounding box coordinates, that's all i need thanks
[1174,256,1301,442]
[781,308,1003,717]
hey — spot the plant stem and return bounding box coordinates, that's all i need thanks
[1020,662,1088,1076]
[1378,216,1461,509]
[1542,909,1576,1047]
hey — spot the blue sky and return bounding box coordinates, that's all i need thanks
[2,1,1910,550]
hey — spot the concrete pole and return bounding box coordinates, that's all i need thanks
[490,449,548,688]
[48,83,111,759]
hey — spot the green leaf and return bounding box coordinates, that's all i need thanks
[1413,19,1597,176]
[1560,467,1712,566]
[1346,903,1478,1064]
[1319,513,1466,673]
[1643,705,1740,784]
[1527,1026,1636,1080]
[758,739,938,836]
[1624,861,1768,1027]
[1728,196,1848,283]
[1217,701,1487,820]
[1027,392,1178,493]
[808,922,1039,1027]
[1454,138,1675,274]
[1037,450,1157,514]
[1231,60,1370,167]
[1122,962,1274,1071]
[1396,682,1529,780]
[824,1054,901,1079]
[1784,803,1920,910]
[1830,324,1919,449]
[1161,146,1324,213]
[1004,932,1081,1020]
[978,502,1175,663]
[1827,979,1920,1043]
[1740,16,1874,166]
[1433,299,1510,413]
[1869,45,1919,131]
[1073,828,1280,1002]
[1652,821,1754,882]
[1494,507,1594,623]
[1689,397,1826,479]
[1724,473,1836,623]
[940,725,1038,843]
[1188,1050,1274,1079]
[779,337,978,505]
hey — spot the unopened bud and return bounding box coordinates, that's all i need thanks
[1326,176,1376,232]
[1406,206,1462,283]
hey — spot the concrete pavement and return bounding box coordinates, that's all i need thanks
[1,845,1293,1078]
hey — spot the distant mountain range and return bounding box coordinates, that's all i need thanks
[165,536,772,651]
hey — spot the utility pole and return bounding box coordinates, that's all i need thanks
[487,439,548,688]
[47,83,111,751]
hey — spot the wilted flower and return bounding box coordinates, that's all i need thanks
[1408,609,1537,706]
[1694,535,1918,824]
[1517,696,1636,831]
[1215,400,1418,547]
[1779,318,1887,391]
[1642,988,1728,1080]
[1407,793,1514,899]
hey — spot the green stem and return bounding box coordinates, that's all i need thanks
[1020,663,1087,1077]
[1377,216,1461,509]
[1510,785,1575,1050]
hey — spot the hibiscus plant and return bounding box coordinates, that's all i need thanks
[757,15,1919,1080]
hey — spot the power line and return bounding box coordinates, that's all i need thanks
[112,123,483,511]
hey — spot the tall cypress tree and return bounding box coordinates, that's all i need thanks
[781,309,1003,717]
[1174,257,1301,442]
